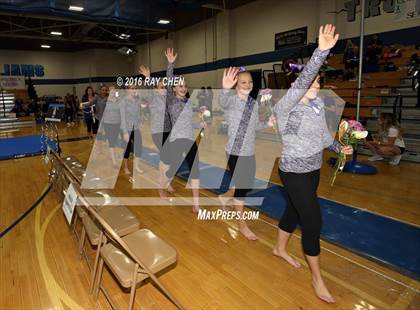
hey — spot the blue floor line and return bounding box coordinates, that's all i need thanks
[139,145,420,280]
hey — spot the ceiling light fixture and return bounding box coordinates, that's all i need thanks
[69,5,84,12]
[117,46,137,56]
[158,19,170,25]
[116,33,131,40]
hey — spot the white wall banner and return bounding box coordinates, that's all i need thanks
[394,0,420,21]
[0,76,25,89]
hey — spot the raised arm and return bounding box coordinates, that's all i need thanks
[219,67,239,110]
[274,24,339,115]
[80,95,97,109]
[138,65,154,103]
[165,48,177,93]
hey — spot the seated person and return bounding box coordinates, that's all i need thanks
[365,112,405,165]
[11,98,25,116]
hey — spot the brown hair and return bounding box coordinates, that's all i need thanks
[379,112,402,137]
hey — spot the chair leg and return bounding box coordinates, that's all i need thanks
[79,227,86,258]
[90,233,104,293]
[72,211,79,234]
[128,264,139,310]
[94,257,104,299]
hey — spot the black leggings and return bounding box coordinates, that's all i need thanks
[124,129,142,159]
[152,131,170,152]
[224,153,256,200]
[85,118,93,133]
[88,118,99,135]
[161,138,199,180]
[278,169,322,256]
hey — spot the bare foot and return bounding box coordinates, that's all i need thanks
[218,195,231,211]
[167,185,175,193]
[272,247,301,268]
[124,168,130,175]
[192,205,200,213]
[312,277,335,304]
[135,165,144,174]
[239,225,258,241]
[158,189,169,199]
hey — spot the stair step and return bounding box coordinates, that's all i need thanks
[0,129,19,135]
[0,120,35,130]
[358,147,420,163]
[0,117,18,122]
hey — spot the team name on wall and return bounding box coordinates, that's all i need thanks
[1,64,45,77]
[344,0,419,22]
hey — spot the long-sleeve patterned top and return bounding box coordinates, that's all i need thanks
[85,95,107,121]
[102,93,121,125]
[219,91,268,156]
[166,63,198,142]
[146,89,172,134]
[119,93,141,134]
[274,48,341,173]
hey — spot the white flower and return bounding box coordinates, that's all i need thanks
[352,130,368,139]
[339,120,349,132]
[203,110,211,118]
[261,94,272,103]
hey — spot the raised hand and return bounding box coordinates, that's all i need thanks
[318,24,339,51]
[165,48,178,64]
[138,65,150,77]
[222,67,239,89]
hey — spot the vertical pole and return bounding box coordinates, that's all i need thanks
[356,0,365,122]
[352,0,366,162]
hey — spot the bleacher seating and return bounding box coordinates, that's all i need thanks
[262,43,419,162]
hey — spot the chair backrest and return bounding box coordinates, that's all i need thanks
[50,150,183,309]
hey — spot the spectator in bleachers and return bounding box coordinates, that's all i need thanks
[343,39,359,70]
[368,34,383,55]
[364,34,382,73]
[11,98,25,117]
[70,94,79,123]
[365,112,405,165]
[64,94,75,126]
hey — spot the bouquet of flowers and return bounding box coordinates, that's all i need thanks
[330,119,368,186]
[199,106,212,124]
[259,88,274,123]
[198,106,211,138]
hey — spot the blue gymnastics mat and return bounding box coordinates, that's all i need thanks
[247,186,420,280]
[0,135,58,160]
[139,145,420,280]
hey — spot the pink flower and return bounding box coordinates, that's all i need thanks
[348,120,364,131]
[260,88,272,95]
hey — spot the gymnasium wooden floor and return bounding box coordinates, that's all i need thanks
[1,118,419,309]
